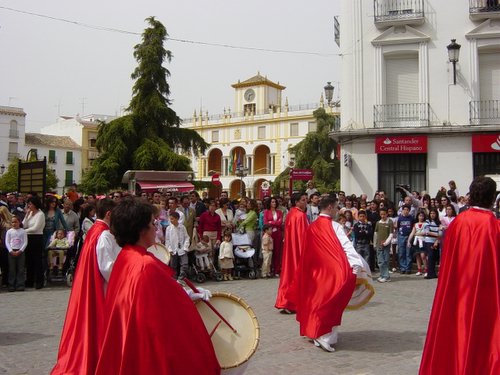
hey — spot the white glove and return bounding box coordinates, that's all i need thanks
[186,287,212,301]
[352,266,360,275]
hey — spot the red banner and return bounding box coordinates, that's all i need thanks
[375,136,427,154]
[472,134,500,153]
[290,169,313,180]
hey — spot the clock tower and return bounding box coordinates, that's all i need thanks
[231,73,286,115]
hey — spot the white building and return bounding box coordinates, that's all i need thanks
[182,73,335,199]
[24,133,81,195]
[336,0,500,201]
[0,106,26,175]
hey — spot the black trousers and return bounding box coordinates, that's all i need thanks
[25,234,44,288]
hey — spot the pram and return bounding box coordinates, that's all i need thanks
[45,230,76,287]
[188,247,224,283]
[232,232,258,279]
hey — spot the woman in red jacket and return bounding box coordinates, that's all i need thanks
[263,196,284,276]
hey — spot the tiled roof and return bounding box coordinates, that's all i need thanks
[25,133,81,149]
[0,106,26,116]
[232,73,286,90]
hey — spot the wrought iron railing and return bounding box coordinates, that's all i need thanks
[374,103,430,128]
[469,100,500,124]
[374,0,425,23]
[469,0,500,14]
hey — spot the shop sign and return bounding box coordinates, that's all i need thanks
[290,169,313,180]
[472,134,500,153]
[375,136,427,154]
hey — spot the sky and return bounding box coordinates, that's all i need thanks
[0,0,341,132]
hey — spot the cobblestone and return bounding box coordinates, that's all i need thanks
[0,272,437,374]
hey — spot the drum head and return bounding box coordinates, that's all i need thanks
[234,247,255,259]
[196,292,259,369]
[147,243,171,265]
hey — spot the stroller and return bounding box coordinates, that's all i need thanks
[45,230,76,287]
[232,232,258,279]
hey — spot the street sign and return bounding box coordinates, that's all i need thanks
[290,169,313,180]
[211,173,221,186]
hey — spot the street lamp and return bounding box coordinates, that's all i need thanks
[235,165,248,197]
[447,39,461,85]
[324,82,334,107]
[0,164,5,175]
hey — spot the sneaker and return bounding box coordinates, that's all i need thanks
[391,268,397,272]
[377,277,387,283]
[313,338,335,352]
[415,271,422,276]
[423,273,428,277]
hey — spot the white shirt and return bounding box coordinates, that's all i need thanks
[22,210,45,235]
[165,224,190,256]
[323,214,364,269]
[5,228,28,253]
[96,229,121,286]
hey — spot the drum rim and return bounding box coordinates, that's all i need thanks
[200,291,260,369]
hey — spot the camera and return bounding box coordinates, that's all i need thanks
[395,184,411,191]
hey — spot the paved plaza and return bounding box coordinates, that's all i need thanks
[0,273,437,375]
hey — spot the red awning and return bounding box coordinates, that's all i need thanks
[137,181,194,193]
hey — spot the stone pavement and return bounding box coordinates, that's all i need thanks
[0,272,437,375]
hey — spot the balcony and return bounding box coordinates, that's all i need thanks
[374,103,430,128]
[469,100,500,125]
[470,0,500,21]
[7,152,20,160]
[9,129,19,138]
[374,0,425,28]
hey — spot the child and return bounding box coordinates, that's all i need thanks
[218,232,234,281]
[337,214,352,239]
[408,211,428,276]
[352,210,372,264]
[261,225,274,278]
[195,234,212,271]
[5,216,28,291]
[373,207,394,283]
[165,212,190,279]
[158,198,169,231]
[48,229,70,274]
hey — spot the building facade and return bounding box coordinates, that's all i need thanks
[0,106,26,175]
[24,133,82,195]
[183,74,334,199]
[337,0,500,202]
[41,114,116,175]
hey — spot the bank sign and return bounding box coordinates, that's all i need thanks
[375,136,427,154]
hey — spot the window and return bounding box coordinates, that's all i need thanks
[290,123,299,137]
[308,121,317,132]
[89,132,97,148]
[8,142,18,160]
[212,130,219,143]
[385,55,418,104]
[257,126,266,139]
[473,153,500,177]
[49,150,56,163]
[9,120,18,138]
[65,170,74,186]
[66,151,73,165]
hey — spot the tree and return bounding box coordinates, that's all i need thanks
[271,108,340,195]
[0,159,58,192]
[81,17,209,194]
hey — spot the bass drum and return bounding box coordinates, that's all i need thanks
[196,292,259,375]
[147,243,171,266]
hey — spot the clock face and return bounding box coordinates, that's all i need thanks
[244,89,255,102]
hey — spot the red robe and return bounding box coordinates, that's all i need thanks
[419,208,500,375]
[275,206,308,311]
[296,216,356,339]
[95,245,220,375]
[52,220,109,375]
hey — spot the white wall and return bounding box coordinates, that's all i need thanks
[41,117,83,145]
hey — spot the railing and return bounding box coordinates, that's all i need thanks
[469,100,500,124]
[182,102,322,124]
[469,0,500,14]
[374,0,425,23]
[7,152,19,160]
[9,129,19,138]
[374,103,430,128]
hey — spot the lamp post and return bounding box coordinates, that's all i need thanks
[324,82,334,107]
[0,164,5,175]
[447,39,461,85]
[235,165,248,198]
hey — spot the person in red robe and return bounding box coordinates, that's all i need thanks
[95,197,220,375]
[51,198,116,375]
[420,176,500,375]
[275,192,308,313]
[295,196,359,352]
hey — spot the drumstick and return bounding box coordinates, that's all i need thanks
[209,320,222,337]
[183,278,238,333]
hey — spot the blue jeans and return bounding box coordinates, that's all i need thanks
[397,235,412,272]
[355,243,370,265]
[377,245,390,280]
